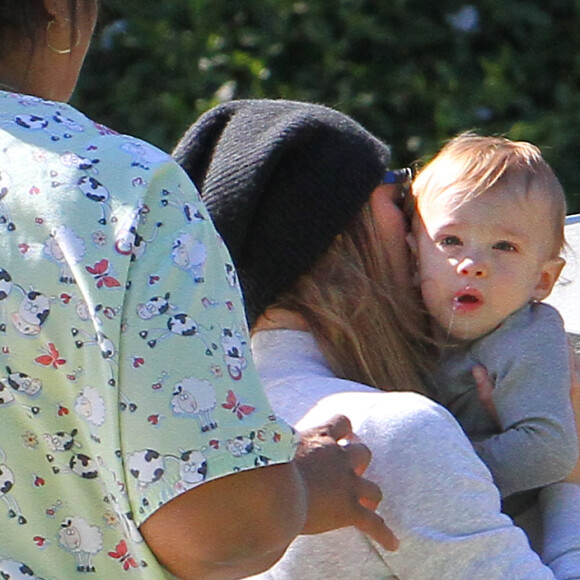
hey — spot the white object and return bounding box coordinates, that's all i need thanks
[546,215,580,336]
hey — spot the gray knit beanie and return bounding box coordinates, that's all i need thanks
[172,99,391,327]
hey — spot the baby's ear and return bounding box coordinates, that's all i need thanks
[532,257,565,301]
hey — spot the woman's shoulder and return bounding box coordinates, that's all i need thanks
[0,93,174,170]
[296,389,468,444]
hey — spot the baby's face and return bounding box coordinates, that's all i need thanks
[411,182,562,340]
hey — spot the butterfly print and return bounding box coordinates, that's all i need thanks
[86,259,121,289]
[108,539,139,571]
[222,390,255,420]
[35,342,66,368]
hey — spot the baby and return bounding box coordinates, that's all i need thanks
[408,132,578,515]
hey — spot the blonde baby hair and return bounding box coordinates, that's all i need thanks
[411,132,567,257]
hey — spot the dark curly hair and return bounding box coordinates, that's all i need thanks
[0,1,98,57]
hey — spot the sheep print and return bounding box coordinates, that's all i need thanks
[0,90,295,579]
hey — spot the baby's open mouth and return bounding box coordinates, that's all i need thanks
[453,288,484,309]
[456,294,479,304]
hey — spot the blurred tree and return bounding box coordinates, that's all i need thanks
[75,0,580,212]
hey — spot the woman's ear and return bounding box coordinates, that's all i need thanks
[406,232,417,256]
[406,232,422,287]
[42,0,74,47]
[532,256,565,301]
[43,0,68,19]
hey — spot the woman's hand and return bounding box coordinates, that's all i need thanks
[140,414,399,580]
[295,414,399,551]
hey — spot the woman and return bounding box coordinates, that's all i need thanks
[173,98,580,579]
[0,4,392,579]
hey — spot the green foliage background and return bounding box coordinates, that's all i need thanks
[75,0,580,212]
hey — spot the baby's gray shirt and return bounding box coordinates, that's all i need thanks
[432,302,578,498]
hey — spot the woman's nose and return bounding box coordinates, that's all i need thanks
[456,257,487,278]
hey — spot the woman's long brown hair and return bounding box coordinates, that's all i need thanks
[265,202,432,394]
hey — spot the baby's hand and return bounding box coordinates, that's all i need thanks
[472,364,501,428]
[564,349,580,484]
